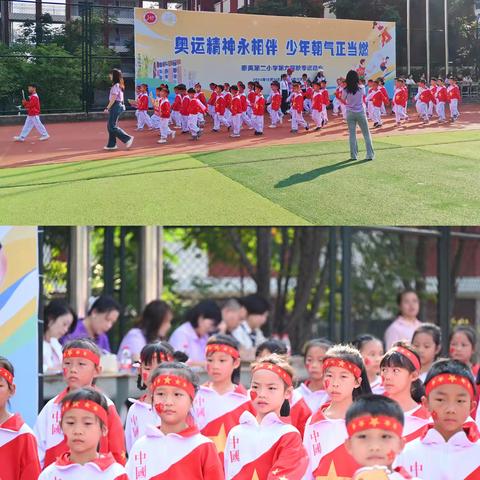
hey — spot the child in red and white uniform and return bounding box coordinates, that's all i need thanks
[193,335,254,464]
[223,84,233,126]
[366,79,375,121]
[311,82,323,130]
[224,354,309,479]
[155,88,176,144]
[447,77,461,121]
[353,334,384,394]
[333,78,347,120]
[415,80,435,123]
[237,82,253,130]
[428,78,437,118]
[149,87,162,131]
[395,359,480,479]
[208,83,217,118]
[171,85,183,129]
[0,356,41,479]
[295,339,331,415]
[229,86,243,138]
[34,339,126,468]
[346,394,423,480]
[212,84,230,132]
[303,345,372,479]
[39,388,127,480]
[246,81,257,118]
[14,83,50,142]
[378,78,390,116]
[180,86,191,133]
[127,362,224,480]
[380,343,431,443]
[252,84,266,136]
[134,83,153,131]
[449,325,480,380]
[187,88,207,141]
[412,324,442,383]
[290,82,309,133]
[320,80,330,126]
[304,81,313,114]
[267,81,283,128]
[392,78,409,126]
[125,342,179,452]
[435,78,448,122]
[370,80,385,128]
[195,83,208,127]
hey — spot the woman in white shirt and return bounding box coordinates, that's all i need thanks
[43,299,76,373]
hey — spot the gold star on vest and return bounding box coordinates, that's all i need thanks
[209,423,227,453]
[252,469,260,480]
[315,461,351,480]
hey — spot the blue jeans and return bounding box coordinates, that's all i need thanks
[107,101,131,148]
[346,110,375,160]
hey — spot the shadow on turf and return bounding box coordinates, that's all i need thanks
[274,158,370,188]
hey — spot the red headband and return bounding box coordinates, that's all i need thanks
[391,346,421,372]
[347,415,403,437]
[0,368,14,386]
[63,348,100,366]
[151,374,195,399]
[206,343,240,359]
[425,373,475,399]
[323,358,362,379]
[61,399,108,425]
[252,363,293,386]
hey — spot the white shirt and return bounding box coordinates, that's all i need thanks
[231,321,266,349]
[43,337,63,373]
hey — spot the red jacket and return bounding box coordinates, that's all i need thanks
[240,93,248,112]
[436,85,448,102]
[22,93,40,116]
[372,89,385,108]
[215,95,226,115]
[447,85,461,101]
[137,93,149,111]
[304,87,313,100]
[208,91,217,106]
[247,90,256,106]
[321,89,330,106]
[231,95,242,115]
[292,93,304,113]
[252,95,265,115]
[172,94,182,112]
[159,98,171,118]
[379,86,390,105]
[393,88,408,107]
[335,87,346,104]
[224,92,232,109]
[419,88,436,104]
[188,98,206,115]
[271,92,282,111]
[195,92,207,106]
[312,91,323,110]
[180,96,190,115]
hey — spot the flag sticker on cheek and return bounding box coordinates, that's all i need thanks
[449,347,456,356]
[250,391,258,401]
[387,450,396,462]
[324,379,330,389]
[432,410,439,421]
[63,368,68,377]
[154,402,164,415]
[364,357,371,366]
[142,371,149,383]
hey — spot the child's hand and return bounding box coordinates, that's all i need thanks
[21,99,27,106]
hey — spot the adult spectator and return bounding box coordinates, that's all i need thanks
[313,69,326,84]
[43,299,77,373]
[405,74,416,86]
[218,298,245,335]
[117,300,173,361]
[384,289,422,349]
[169,299,221,365]
[61,295,121,353]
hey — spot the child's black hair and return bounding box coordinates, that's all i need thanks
[137,341,188,390]
[412,323,442,359]
[88,295,121,316]
[237,81,245,89]
[303,337,333,358]
[187,88,195,94]
[323,344,372,399]
[28,83,37,89]
[425,359,476,397]
[256,339,288,358]
[230,85,239,92]
[0,356,14,391]
[206,334,241,384]
[345,393,404,427]
[61,387,109,428]
[44,299,78,336]
[150,362,200,396]
[381,341,425,402]
[215,84,224,91]
[352,334,383,353]
[62,337,101,359]
[209,82,217,88]
[255,84,264,91]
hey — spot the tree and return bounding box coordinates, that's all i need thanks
[245,0,324,17]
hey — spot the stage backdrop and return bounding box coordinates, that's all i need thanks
[134,8,396,101]
[0,226,39,427]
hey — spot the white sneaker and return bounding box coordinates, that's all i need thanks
[39,134,50,141]
[170,131,176,140]
[268,125,277,129]
[125,136,134,149]
[104,145,118,150]
[13,136,25,142]
[157,138,167,144]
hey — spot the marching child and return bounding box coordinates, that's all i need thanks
[290,82,309,133]
[180,85,191,134]
[149,87,163,131]
[449,325,480,378]
[392,78,408,127]
[223,83,233,126]
[247,81,257,118]
[192,335,254,463]
[229,86,242,138]
[435,78,448,123]
[320,80,330,126]
[371,80,385,128]
[0,356,41,479]
[171,85,183,129]
[366,79,375,121]
[412,323,442,383]
[252,83,266,136]
[304,81,313,114]
[428,78,437,118]
[207,83,217,118]
[126,362,224,480]
[395,359,480,479]
[14,83,50,142]
[380,342,431,442]
[194,83,208,127]
[353,334,384,394]
[311,82,324,131]
[280,74,290,114]
[267,81,283,128]
[134,83,153,131]
[346,394,422,480]
[237,82,253,129]
[224,354,309,479]
[447,77,461,121]
[303,344,372,479]
[212,84,229,132]
[333,78,346,120]
[39,388,127,480]
[187,88,207,141]
[378,77,390,116]
[34,339,126,468]
[415,80,435,124]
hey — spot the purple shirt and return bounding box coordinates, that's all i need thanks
[118,328,146,359]
[169,322,209,363]
[61,319,111,353]
[342,85,366,113]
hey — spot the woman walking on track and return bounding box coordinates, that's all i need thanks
[342,70,375,161]
[104,68,134,151]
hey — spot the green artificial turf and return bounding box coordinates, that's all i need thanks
[0,130,479,224]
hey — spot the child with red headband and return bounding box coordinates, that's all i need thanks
[126,362,223,479]
[303,345,372,479]
[192,334,254,464]
[380,342,431,443]
[34,339,126,468]
[125,341,187,453]
[224,354,308,479]
[0,356,41,479]
[346,394,422,480]
[39,388,127,479]
[395,359,480,479]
